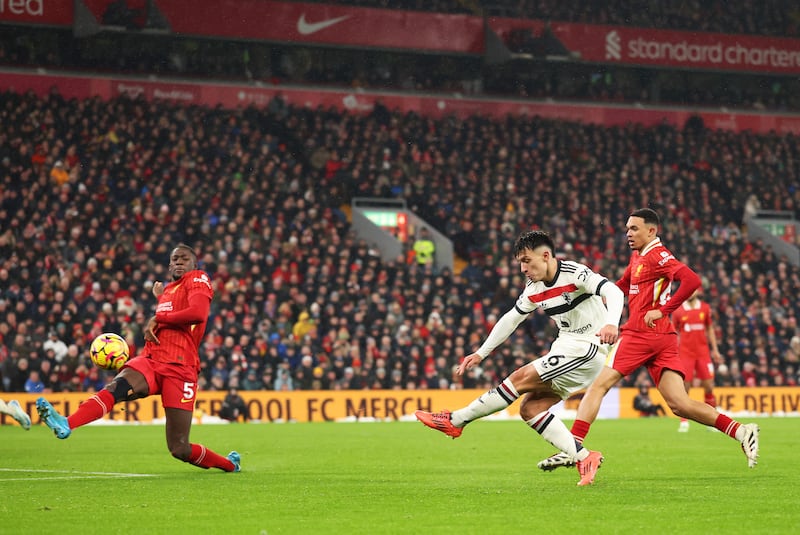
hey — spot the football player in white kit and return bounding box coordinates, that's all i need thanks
[415,230,623,473]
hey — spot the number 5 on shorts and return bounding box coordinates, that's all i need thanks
[181,382,196,404]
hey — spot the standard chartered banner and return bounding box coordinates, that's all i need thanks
[2,387,798,426]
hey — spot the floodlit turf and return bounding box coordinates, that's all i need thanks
[1,417,796,534]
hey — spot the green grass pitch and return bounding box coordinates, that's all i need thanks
[1,417,796,534]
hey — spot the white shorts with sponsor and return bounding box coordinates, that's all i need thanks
[530,336,607,400]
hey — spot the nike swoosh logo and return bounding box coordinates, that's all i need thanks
[297,13,350,35]
[180,398,194,404]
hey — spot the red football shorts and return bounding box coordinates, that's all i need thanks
[123,356,199,411]
[607,331,685,386]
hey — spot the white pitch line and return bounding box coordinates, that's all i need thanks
[0,468,157,480]
[0,475,154,481]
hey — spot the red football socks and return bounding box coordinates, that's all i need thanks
[714,414,740,438]
[571,419,591,443]
[189,443,236,472]
[67,389,115,429]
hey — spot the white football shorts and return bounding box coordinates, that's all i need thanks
[530,336,607,399]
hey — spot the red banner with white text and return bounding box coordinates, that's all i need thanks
[0,0,484,54]
[4,70,800,135]
[5,1,800,73]
[489,18,800,74]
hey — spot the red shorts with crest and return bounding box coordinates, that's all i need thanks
[123,356,199,411]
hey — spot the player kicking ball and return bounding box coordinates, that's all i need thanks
[415,230,624,485]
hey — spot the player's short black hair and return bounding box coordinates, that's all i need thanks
[173,243,197,259]
[630,207,660,227]
[514,230,555,257]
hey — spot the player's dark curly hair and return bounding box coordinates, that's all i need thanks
[513,230,555,257]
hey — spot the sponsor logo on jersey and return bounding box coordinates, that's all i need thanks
[193,273,212,289]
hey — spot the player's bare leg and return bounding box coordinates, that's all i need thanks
[660,370,759,467]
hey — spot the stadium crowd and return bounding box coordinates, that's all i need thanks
[1,86,799,397]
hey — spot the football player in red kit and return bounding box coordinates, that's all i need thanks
[673,289,723,432]
[541,208,758,485]
[37,244,240,472]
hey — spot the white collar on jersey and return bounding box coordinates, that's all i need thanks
[640,237,662,256]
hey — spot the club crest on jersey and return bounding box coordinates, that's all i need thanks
[562,292,573,305]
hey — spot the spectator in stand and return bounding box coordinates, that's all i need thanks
[24,369,45,393]
[43,330,69,363]
[49,160,69,186]
[219,387,250,422]
[633,384,667,417]
[412,227,436,267]
[240,369,263,391]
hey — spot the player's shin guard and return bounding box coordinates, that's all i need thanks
[188,443,238,472]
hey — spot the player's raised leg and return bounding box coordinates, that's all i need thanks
[415,377,520,438]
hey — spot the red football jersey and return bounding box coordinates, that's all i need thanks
[673,300,712,360]
[146,269,213,368]
[617,238,683,334]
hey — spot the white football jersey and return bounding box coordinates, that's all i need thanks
[515,259,613,341]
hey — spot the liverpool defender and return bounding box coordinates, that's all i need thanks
[37,244,240,472]
[540,208,758,485]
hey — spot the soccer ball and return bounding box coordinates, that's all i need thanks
[89,332,130,371]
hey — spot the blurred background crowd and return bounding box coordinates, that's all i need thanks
[1,0,800,396]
